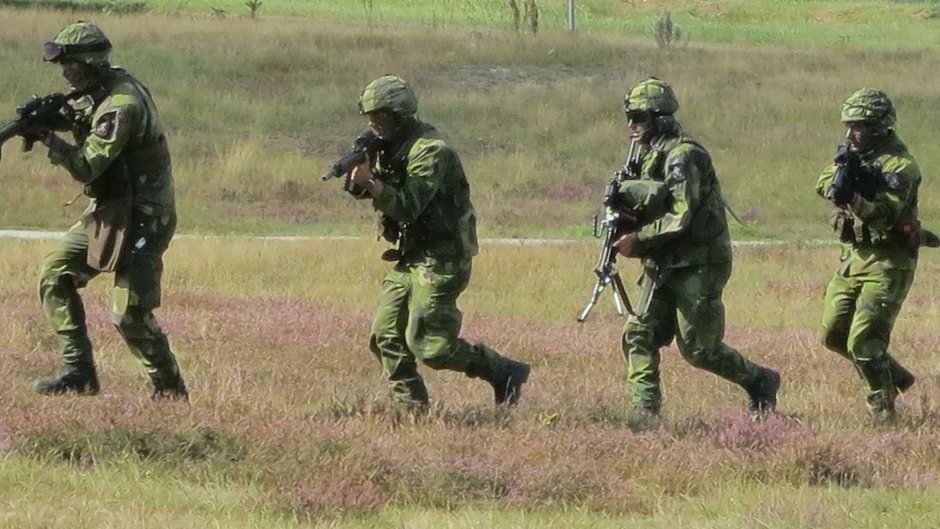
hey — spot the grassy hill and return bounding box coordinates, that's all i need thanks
[1,2,940,240]
[3,3,940,528]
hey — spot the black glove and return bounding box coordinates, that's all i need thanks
[826,176,856,207]
[825,144,860,206]
[833,144,859,167]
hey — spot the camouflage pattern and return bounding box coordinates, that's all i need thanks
[38,25,184,394]
[624,77,679,115]
[815,128,920,417]
[365,119,517,406]
[39,219,183,389]
[52,67,175,218]
[620,127,770,414]
[841,88,896,130]
[357,75,419,116]
[48,21,111,66]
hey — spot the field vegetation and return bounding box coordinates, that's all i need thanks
[2,1,940,527]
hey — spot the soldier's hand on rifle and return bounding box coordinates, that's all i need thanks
[348,154,383,196]
[41,132,77,165]
[826,183,856,208]
[612,231,641,258]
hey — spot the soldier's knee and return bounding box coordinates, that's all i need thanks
[821,326,848,353]
[420,348,453,370]
[111,307,162,339]
[683,347,718,369]
[408,340,454,369]
[371,332,400,356]
[38,264,72,299]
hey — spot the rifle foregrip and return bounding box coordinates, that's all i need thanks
[322,149,367,181]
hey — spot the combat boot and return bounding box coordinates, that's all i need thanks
[33,363,100,395]
[888,358,915,393]
[746,367,780,422]
[489,360,531,407]
[151,376,189,401]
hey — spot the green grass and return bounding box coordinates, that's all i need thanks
[3,237,940,527]
[3,4,940,525]
[2,7,940,240]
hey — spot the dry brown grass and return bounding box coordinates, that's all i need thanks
[2,237,940,522]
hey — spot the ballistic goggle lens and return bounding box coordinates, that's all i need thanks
[41,39,112,62]
[42,42,66,62]
[626,110,652,123]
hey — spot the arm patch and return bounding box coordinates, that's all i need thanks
[93,110,120,140]
[668,163,686,183]
[884,171,908,192]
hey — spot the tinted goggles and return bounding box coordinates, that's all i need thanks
[42,40,111,62]
[625,110,652,123]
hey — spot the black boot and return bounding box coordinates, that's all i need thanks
[33,363,100,395]
[489,360,531,407]
[888,357,915,393]
[151,376,189,401]
[745,367,780,421]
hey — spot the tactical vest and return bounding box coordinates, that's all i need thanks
[374,121,479,260]
[638,133,732,267]
[845,134,920,249]
[74,69,172,211]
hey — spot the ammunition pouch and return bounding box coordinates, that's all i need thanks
[830,209,856,244]
[378,213,400,244]
[892,211,940,250]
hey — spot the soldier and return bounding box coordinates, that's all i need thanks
[31,22,187,399]
[346,75,530,410]
[816,88,935,422]
[612,77,780,421]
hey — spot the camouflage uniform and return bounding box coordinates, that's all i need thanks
[617,78,779,418]
[816,88,925,421]
[352,76,529,408]
[33,22,186,398]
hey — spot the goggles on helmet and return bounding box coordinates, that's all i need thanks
[42,39,112,62]
[626,110,652,123]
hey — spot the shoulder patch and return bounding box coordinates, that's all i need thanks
[884,171,908,192]
[93,110,120,140]
[668,163,686,183]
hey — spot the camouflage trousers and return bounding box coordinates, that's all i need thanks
[821,252,915,411]
[370,256,511,406]
[38,217,183,389]
[622,262,765,413]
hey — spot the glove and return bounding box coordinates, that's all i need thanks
[826,180,856,207]
[41,132,77,165]
[612,231,641,258]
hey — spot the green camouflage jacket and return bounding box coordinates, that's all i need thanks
[55,67,174,217]
[370,121,479,261]
[630,131,732,269]
[815,133,920,270]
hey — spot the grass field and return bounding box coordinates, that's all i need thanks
[2,237,940,528]
[2,3,940,240]
[3,1,940,527]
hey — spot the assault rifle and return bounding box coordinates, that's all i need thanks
[577,140,643,323]
[825,143,878,205]
[0,93,73,161]
[321,129,379,183]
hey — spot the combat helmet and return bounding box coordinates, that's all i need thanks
[624,77,679,116]
[358,75,418,116]
[841,88,896,130]
[42,21,112,66]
